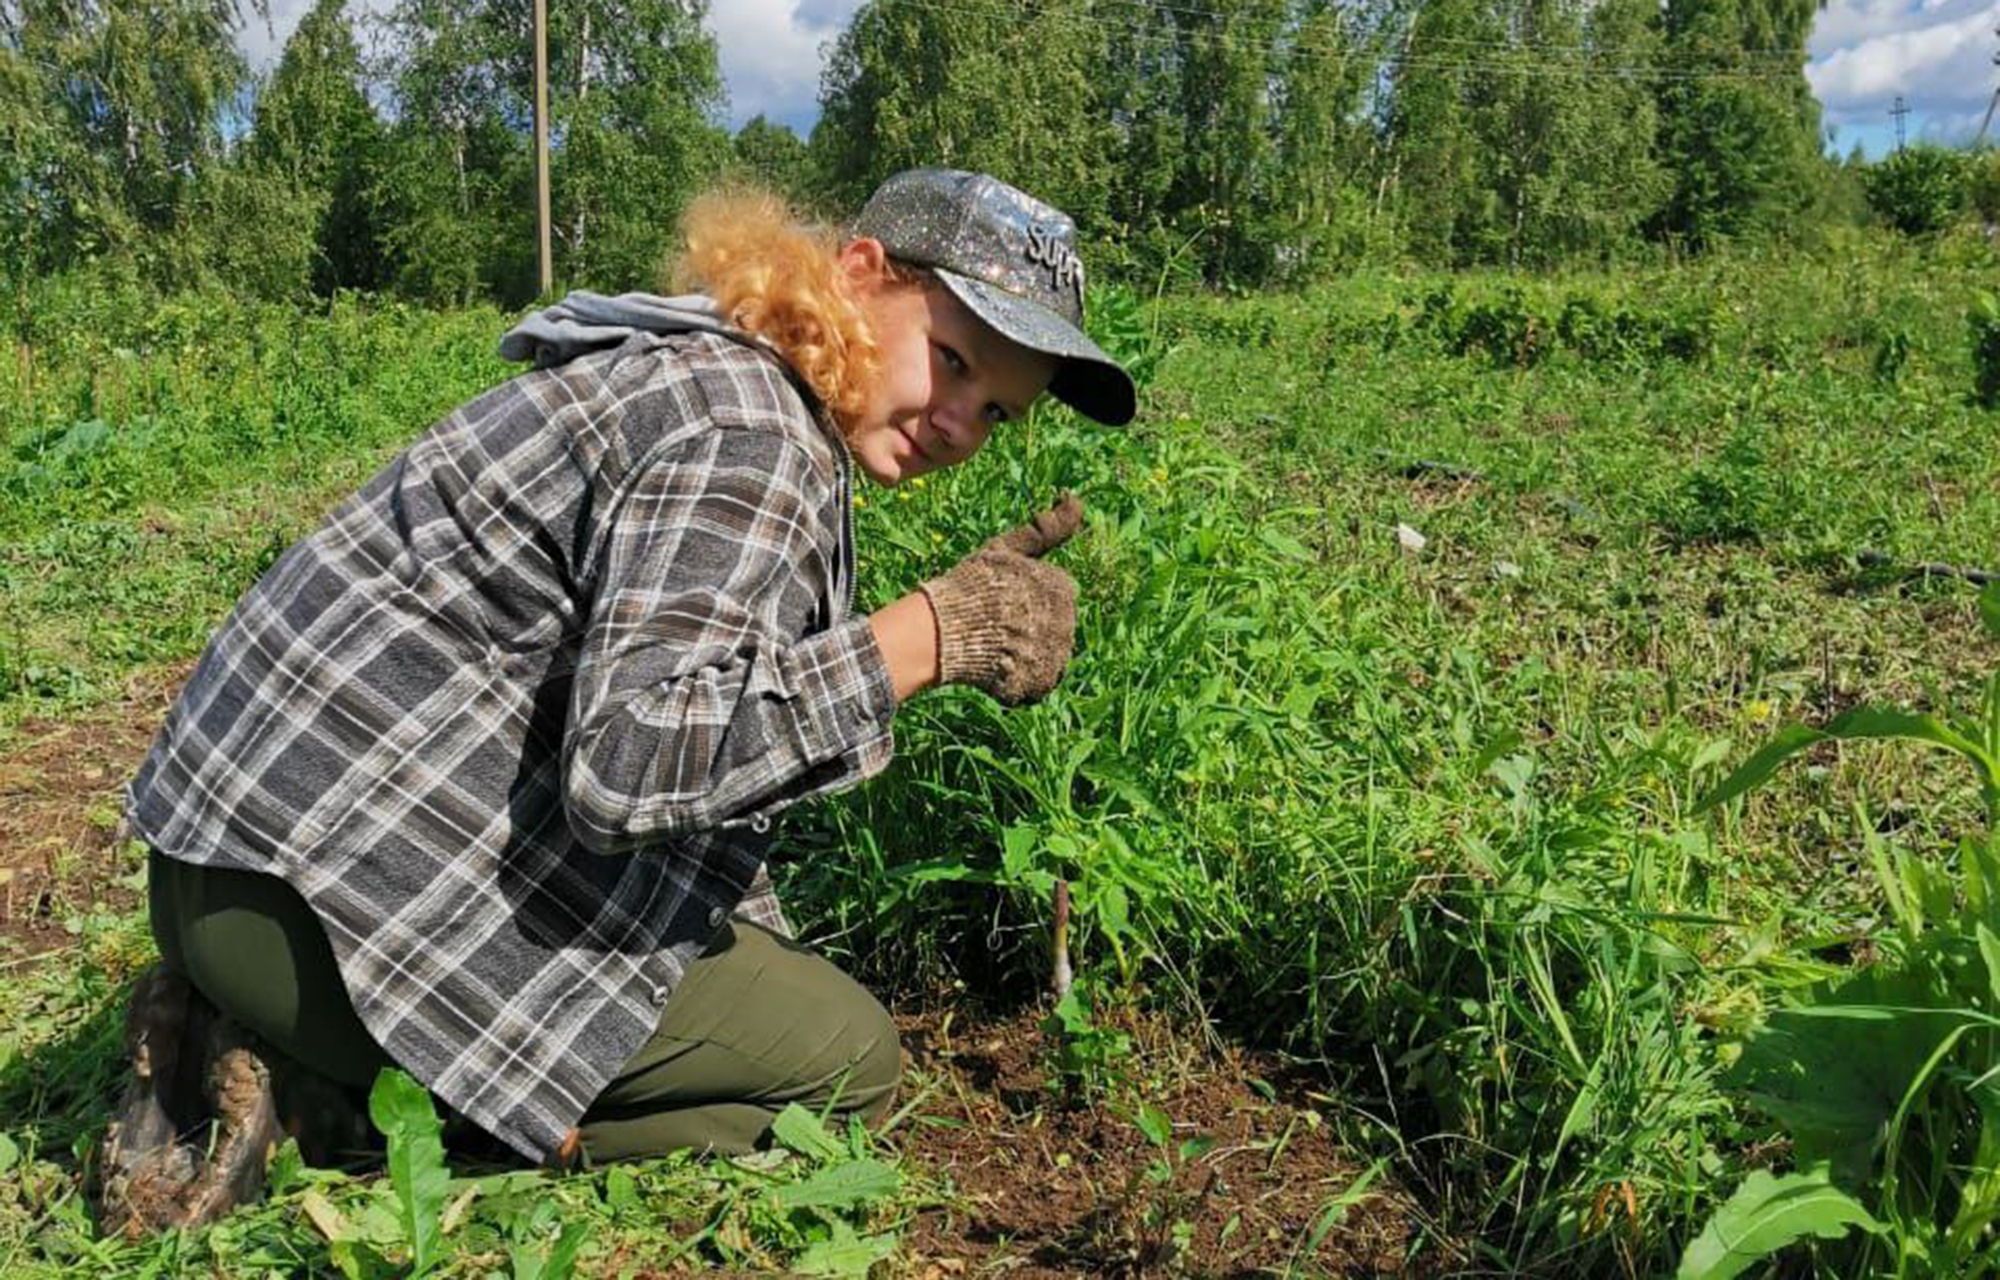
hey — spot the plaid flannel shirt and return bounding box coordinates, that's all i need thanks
[124,329,897,1161]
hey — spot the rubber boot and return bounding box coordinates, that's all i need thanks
[172,1014,286,1229]
[95,975,286,1237]
[95,965,208,1240]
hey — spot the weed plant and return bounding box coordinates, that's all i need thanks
[1681,584,2000,1278]
[1971,291,2000,410]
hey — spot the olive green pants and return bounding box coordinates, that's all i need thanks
[146,850,900,1163]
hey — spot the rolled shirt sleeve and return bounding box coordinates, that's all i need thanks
[562,423,896,854]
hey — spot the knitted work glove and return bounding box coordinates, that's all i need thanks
[919,493,1084,706]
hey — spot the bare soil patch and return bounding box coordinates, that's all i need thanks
[0,664,188,956]
[891,1003,1422,1278]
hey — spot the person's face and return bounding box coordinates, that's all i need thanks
[839,238,1059,487]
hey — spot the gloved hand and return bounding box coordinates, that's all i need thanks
[919,493,1084,706]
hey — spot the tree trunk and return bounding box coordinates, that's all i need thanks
[571,8,590,261]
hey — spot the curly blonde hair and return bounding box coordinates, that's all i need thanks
[668,186,926,435]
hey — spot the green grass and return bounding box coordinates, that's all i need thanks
[0,291,510,718]
[2,225,1998,1274]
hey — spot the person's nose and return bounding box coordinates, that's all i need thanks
[928,395,978,454]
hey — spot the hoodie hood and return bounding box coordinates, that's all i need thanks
[498,290,763,370]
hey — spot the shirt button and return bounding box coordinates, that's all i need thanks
[706,906,726,930]
[650,986,670,1007]
[750,813,771,834]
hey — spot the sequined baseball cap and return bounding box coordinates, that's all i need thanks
[851,168,1137,427]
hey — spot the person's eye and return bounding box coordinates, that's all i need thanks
[938,344,967,375]
[984,403,1009,426]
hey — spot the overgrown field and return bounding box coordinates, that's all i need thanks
[3,228,1999,1276]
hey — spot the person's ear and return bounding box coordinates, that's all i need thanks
[837,237,889,288]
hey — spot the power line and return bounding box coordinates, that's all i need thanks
[1890,94,1909,151]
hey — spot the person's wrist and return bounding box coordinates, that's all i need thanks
[869,591,941,702]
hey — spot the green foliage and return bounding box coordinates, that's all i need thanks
[505,1206,588,1280]
[1042,977,1134,1099]
[763,1103,902,1271]
[813,0,1118,247]
[0,0,258,270]
[536,0,732,291]
[1677,1168,1881,1280]
[1869,317,1915,385]
[731,115,811,205]
[0,0,1952,307]
[1971,291,2000,409]
[1658,424,1793,546]
[364,0,729,303]
[1389,0,1669,266]
[1107,1102,1218,1267]
[368,1068,452,1277]
[1969,150,2000,226]
[1650,0,1824,248]
[1268,1,1379,282]
[1404,282,1715,367]
[1865,147,1971,237]
[1688,595,2000,1274]
[245,0,389,296]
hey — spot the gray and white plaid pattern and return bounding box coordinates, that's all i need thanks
[125,331,897,1161]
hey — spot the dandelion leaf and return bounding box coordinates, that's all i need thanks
[367,1067,451,1277]
[769,1157,901,1211]
[771,1102,846,1162]
[793,1219,899,1277]
[1724,964,1960,1176]
[1677,1167,1879,1280]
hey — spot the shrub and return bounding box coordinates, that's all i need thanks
[1659,423,1792,545]
[1868,317,1914,385]
[1972,291,2000,408]
[1864,146,1970,236]
[1968,149,2000,225]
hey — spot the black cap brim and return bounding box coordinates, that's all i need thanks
[934,269,1137,427]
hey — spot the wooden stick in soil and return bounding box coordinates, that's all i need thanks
[1051,878,1072,999]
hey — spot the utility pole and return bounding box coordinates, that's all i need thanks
[533,0,552,296]
[1890,95,1910,152]
[1977,24,2000,146]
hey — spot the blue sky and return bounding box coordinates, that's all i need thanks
[240,0,2000,158]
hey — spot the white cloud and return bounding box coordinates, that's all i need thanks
[236,0,312,72]
[1808,0,1988,56]
[708,0,864,134]
[235,0,397,74]
[1808,0,1999,146]
[1810,3,2000,109]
